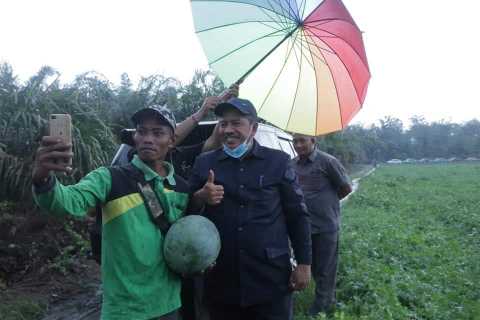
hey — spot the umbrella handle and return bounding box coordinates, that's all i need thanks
[219,81,242,102]
[234,78,244,86]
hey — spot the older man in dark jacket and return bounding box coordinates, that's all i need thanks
[189,98,311,320]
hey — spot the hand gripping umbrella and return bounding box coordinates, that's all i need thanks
[191,0,370,135]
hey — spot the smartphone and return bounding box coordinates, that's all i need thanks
[49,114,72,166]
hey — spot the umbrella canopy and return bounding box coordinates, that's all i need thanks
[191,0,370,135]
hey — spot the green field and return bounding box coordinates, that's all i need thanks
[294,163,480,320]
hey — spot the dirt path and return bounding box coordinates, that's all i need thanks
[341,166,376,204]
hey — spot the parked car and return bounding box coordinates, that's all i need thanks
[386,159,402,164]
[112,121,297,166]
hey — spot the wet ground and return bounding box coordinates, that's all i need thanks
[0,209,101,320]
[41,285,101,320]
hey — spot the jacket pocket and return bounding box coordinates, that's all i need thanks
[265,247,291,269]
[246,176,280,223]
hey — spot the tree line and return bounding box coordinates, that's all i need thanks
[0,63,479,202]
[322,116,480,165]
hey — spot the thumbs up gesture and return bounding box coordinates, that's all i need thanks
[200,170,224,205]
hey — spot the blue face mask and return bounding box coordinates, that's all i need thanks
[223,141,250,159]
[222,125,254,159]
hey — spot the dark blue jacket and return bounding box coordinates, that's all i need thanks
[189,141,311,306]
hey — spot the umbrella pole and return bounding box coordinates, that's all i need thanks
[237,27,299,84]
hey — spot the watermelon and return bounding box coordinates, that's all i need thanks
[163,215,221,275]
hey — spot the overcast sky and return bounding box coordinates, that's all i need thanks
[1,0,479,126]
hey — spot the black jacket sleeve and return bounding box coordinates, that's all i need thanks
[279,159,312,265]
[188,156,207,194]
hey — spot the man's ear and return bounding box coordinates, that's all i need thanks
[169,131,176,149]
[251,122,259,137]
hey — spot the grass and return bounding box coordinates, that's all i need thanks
[294,163,480,320]
[0,294,45,320]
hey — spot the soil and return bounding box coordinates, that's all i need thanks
[0,206,101,320]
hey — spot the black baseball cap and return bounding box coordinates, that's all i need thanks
[215,98,258,119]
[131,104,176,131]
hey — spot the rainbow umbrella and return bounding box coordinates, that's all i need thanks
[191,0,370,135]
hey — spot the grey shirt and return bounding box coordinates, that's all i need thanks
[292,149,350,233]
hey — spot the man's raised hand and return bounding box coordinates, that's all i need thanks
[220,84,240,102]
[202,170,224,205]
[32,136,73,185]
[200,96,222,115]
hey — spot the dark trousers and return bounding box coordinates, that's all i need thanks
[181,276,210,320]
[181,278,196,320]
[208,293,292,320]
[310,231,339,314]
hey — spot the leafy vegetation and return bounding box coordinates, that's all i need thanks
[295,163,480,319]
[0,63,224,203]
[0,295,45,320]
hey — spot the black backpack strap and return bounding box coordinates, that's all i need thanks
[111,164,171,235]
[88,204,103,264]
[136,180,171,234]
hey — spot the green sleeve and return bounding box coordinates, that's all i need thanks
[33,167,112,218]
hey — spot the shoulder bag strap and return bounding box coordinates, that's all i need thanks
[121,164,172,235]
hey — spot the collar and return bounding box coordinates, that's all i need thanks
[308,149,319,162]
[217,139,265,161]
[295,149,318,164]
[131,155,176,186]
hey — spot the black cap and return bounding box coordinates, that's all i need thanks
[131,104,176,131]
[215,98,257,119]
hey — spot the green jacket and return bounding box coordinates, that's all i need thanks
[33,155,190,320]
